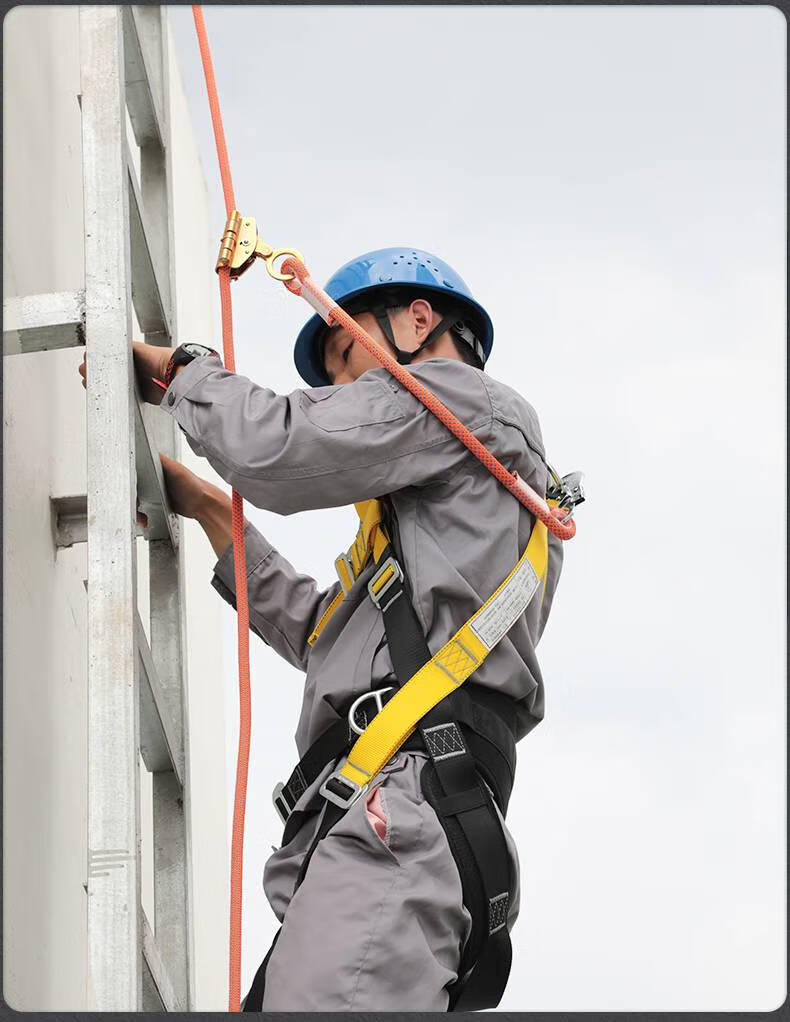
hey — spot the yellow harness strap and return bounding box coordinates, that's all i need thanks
[337,513,550,791]
[307,498,391,647]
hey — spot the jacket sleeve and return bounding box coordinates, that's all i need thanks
[210,518,340,672]
[159,355,494,515]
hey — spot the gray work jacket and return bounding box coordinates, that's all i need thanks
[161,355,563,756]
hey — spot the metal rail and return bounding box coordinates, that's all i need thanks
[81,6,193,1008]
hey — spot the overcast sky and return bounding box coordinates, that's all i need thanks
[169,6,785,1010]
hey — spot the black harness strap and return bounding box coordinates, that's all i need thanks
[272,715,351,826]
[275,684,516,850]
[370,543,515,1010]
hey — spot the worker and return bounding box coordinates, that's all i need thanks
[78,247,570,1011]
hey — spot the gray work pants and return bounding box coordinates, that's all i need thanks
[257,752,520,1011]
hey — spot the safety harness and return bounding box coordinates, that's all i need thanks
[243,493,557,1011]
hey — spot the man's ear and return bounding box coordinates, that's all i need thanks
[409,298,434,342]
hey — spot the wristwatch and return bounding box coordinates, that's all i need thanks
[164,342,220,387]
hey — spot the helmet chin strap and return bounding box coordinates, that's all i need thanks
[372,306,479,367]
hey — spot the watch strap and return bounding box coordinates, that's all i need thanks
[164,344,219,388]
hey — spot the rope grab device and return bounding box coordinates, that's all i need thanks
[191,5,583,1011]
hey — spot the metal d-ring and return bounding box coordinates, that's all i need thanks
[263,247,304,282]
[348,686,394,736]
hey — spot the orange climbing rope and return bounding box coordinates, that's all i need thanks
[191,5,579,1011]
[192,7,250,1011]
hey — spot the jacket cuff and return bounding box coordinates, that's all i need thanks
[211,519,274,593]
[159,353,225,415]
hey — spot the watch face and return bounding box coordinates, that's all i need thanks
[182,343,213,357]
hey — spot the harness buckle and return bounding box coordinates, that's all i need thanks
[348,686,394,736]
[319,771,369,810]
[271,781,291,825]
[367,556,404,612]
[334,551,356,594]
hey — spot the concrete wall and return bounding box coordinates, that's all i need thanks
[3,7,229,1010]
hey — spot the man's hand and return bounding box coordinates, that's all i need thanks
[132,342,172,405]
[158,452,218,520]
[78,342,172,405]
[160,453,235,558]
[136,454,234,558]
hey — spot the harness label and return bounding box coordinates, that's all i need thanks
[469,557,540,650]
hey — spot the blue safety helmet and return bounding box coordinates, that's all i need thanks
[293,247,494,387]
